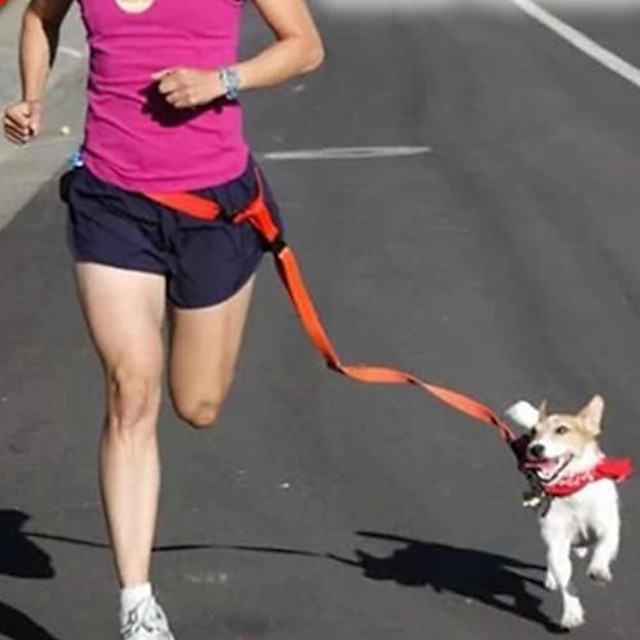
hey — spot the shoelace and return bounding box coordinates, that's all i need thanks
[121,599,169,639]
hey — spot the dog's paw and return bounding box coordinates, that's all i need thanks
[561,604,585,630]
[588,564,612,584]
[544,571,559,591]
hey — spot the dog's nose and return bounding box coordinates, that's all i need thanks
[528,443,545,459]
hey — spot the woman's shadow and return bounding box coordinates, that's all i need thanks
[328,531,562,632]
[7,519,563,633]
[0,509,61,640]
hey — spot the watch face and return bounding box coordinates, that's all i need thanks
[115,0,155,14]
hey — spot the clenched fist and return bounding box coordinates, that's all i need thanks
[3,100,42,145]
[152,67,226,110]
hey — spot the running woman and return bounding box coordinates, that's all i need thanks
[3,1,324,638]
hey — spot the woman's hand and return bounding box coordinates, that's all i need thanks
[152,68,225,109]
[3,100,42,145]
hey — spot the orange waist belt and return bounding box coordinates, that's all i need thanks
[145,170,517,449]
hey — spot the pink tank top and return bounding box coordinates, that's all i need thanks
[78,0,249,192]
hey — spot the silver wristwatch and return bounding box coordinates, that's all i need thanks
[219,67,241,101]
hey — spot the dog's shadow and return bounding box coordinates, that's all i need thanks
[14,521,563,633]
[0,509,61,640]
[328,531,562,632]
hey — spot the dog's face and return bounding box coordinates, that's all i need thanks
[525,395,604,482]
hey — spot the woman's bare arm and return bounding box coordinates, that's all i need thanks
[21,0,74,102]
[3,0,73,144]
[235,0,325,90]
[154,0,324,110]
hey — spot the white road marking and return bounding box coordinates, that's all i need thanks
[508,0,640,89]
[318,0,640,14]
[58,46,86,59]
[523,0,640,10]
[263,146,431,161]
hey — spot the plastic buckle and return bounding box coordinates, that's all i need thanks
[269,234,287,255]
[219,205,240,224]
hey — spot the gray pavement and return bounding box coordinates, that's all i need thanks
[1,1,640,639]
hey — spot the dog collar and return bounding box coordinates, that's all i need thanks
[542,457,633,497]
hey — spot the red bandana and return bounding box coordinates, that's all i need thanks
[544,457,633,497]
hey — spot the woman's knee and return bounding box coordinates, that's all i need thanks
[106,364,161,435]
[173,395,226,430]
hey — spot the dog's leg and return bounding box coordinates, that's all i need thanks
[547,538,584,629]
[544,567,558,591]
[588,521,619,583]
[587,481,620,582]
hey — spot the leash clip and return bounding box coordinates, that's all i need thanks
[521,469,552,516]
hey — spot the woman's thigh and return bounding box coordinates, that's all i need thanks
[75,263,166,424]
[168,275,255,428]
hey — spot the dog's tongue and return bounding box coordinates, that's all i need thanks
[525,458,559,473]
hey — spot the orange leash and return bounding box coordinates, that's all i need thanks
[145,172,517,447]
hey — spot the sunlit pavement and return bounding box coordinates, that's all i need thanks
[1,2,639,638]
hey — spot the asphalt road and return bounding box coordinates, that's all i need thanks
[1,1,639,639]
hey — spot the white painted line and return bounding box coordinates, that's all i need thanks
[524,0,640,10]
[509,0,640,89]
[263,146,431,161]
[319,0,640,14]
[58,46,86,59]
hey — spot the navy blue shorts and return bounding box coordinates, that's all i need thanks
[61,157,283,308]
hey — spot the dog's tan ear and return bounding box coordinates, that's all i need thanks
[579,394,604,435]
[538,399,548,421]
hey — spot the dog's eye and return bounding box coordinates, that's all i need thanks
[555,425,570,435]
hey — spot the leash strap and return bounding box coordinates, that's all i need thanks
[144,171,517,445]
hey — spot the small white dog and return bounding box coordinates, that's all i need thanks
[506,395,632,629]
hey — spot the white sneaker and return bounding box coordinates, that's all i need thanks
[120,596,175,640]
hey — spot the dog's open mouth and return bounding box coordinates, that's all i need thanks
[524,454,573,483]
